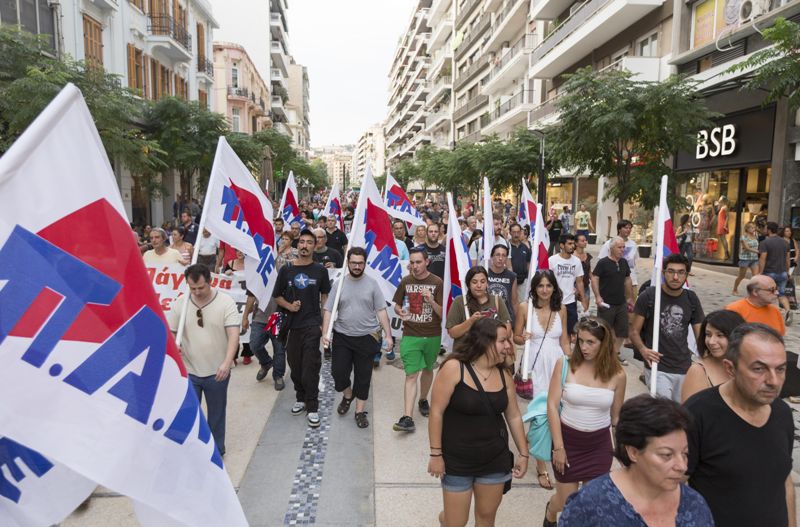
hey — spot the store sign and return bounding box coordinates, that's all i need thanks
[696,124,736,159]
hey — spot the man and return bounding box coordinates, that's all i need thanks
[509,223,531,296]
[324,214,349,256]
[492,214,509,248]
[274,229,332,428]
[322,248,393,429]
[188,197,201,219]
[592,236,634,359]
[196,228,219,270]
[242,291,286,391]
[463,215,477,242]
[169,264,239,457]
[392,218,413,256]
[289,221,301,248]
[559,206,572,235]
[574,203,594,238]
[487,244,518,325]
[343,206,355,235]
[312,228,344,269]
[629,254,704,401]
[180,210,199,245]
[142,228,183,264]
[549,234,588,335]
[391,248,443,433]
[685,323,795,527]
[419,223,445,280]
[759,221,793,323]
[726,274,786,335]
[598,219,639,291]
[274,217,285,233]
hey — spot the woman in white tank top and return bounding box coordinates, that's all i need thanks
[542,317,627,527]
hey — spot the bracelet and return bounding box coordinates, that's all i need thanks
[429,453,442,457]
[552,447,564,452]
[519,454,529,458]
[430,446,442,450]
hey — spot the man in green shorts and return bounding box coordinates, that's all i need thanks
[392,247,443,432]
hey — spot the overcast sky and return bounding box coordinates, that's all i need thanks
[211,0,417,147]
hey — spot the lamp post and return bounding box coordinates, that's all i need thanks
[530,129,546,206]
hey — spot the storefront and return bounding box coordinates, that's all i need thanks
[674,104,776,265]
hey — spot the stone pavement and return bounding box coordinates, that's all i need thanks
[64,247,800,526]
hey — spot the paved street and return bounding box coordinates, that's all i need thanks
[65,247,800,526]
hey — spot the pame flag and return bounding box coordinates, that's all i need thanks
[279,170,305,229]
[384,171,424,226]
[0,84,246,526]
[323,182,345,231]
[350,168,404,300]
[442,193,472,351]
[520,178,550,270]
[204,137,278,306]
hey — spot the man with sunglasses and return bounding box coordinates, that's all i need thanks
[726,274,786,335]
[169,264,240,457]
[629,253,704,402]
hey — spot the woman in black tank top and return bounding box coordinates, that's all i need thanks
[427,318,530,527]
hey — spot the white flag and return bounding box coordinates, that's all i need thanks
[482,177,494,269]
[323,182,345,231]
[278,170,305,228]
[384,171,425,226]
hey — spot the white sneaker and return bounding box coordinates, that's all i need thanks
[307,412,321,428]
[291,402,306,415]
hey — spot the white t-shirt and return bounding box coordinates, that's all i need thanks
[143,248,183,264]
[549,254,584,305]
[197,234,219,256]
[598,238,639,285]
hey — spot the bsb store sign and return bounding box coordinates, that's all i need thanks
[696,124,736,159]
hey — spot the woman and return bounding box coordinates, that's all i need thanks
[733,221,760,294]
[543,317,626,526]
[446,266,512,350]
[559,395,714,526]
[513,270,570,490]
[170,226,193,265]
[467,229,484,264]
[428,318,529,527]
[680,310,745,403]
[675,214,694,267]
[781,226,799,274]
[575,233,592,306]
[222,249,245,274]
[276,231,297,268]
[413,224,427,246]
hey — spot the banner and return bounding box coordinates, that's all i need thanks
[442,193,472,351]
[0,84,246,525]
[384,171,424,226]
[278,170,305,229]
[322,182,345,232]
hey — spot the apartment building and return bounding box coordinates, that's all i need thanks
[312,146,355,189]
[269,0,291,138]
[213,42,271,135]
[353,124,387,187]
[425,0,455,149]
[286,59,311,159]
[385,0,433,166]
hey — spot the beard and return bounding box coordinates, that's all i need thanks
[349,267,364,278]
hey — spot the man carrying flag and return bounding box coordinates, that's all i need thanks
[322,182,348,255]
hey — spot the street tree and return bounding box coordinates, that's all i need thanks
[548,67,716,217]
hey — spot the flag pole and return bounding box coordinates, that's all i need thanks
[447,192,470,319]
[521,201,543,381]
[649,175,669,396]
[482,177,493,270]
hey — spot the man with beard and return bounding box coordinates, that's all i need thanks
[549,234,588,335]
[629,253,704,401]
[420,223,445,280]
[274,229,331,428]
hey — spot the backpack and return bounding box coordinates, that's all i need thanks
[521,358,569,461]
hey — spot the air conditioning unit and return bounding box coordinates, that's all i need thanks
[739,0,770,24]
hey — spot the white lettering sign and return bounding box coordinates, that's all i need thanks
[696,124,736,159]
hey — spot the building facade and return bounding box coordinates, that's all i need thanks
[286,59,311,159]
[213,42,271,135]
[312,146,355,189]
[353,124,387,187]
[269,0,291,138]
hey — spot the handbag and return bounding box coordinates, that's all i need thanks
[521,357,569,462]
[513,372,533,400]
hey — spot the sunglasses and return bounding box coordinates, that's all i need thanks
[757,287,778,293]
[196,308,204,328]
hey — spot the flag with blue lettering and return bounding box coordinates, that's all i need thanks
[323,182,345,232]
[0,84,247,525]
[279,170,305,229]
[203,137,278,307]
[384,171,424,226]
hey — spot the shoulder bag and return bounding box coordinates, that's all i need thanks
[521,356,569,462]
[513,309,552,399]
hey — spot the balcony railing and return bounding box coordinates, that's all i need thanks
[491,33,536,76]
[454,57,489,91]
[228,86,249,98]
[428,75,452,96]
[531,0,607,65]
[197,57,214,77]
[459,130,483,143]
[425,109,451,129]
[455,16,492,60]
[453,93,489,121]
[528,94,562,124]
[493,0,523,31]
[456,0,482,27]
[483,89,533,126]
[147,15,191,51]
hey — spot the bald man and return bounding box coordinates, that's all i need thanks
[726,275,786,335]
[312,228,343,269]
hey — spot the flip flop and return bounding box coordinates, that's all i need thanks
[537,471,554,490]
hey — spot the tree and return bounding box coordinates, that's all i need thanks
[728,18,800,110]
[548,67,717,218]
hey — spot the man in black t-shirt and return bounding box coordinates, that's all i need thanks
[629,254,704,402]
[419,223,445,279]
[487,244,518,324]
[759,221,792,320]
[685,323,794,527]
[274,229,332,428]
[312,228,343,269]
[591,236,633,357]
[179,210,199,245]
[323,215,349,256]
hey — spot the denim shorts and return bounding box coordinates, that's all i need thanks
[738,259,758,268]
[441,472,512,492]
[764,271,789,296]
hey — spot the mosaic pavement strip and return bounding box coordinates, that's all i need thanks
[283,358,335,526]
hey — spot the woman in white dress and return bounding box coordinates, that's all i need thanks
[514,269,570,489]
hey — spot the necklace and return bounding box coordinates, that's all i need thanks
[471,362,493,381]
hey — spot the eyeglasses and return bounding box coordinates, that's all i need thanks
[349,262,366,267]
[757,287,778,293]
[664,269,688,276]
[196,308,204,328]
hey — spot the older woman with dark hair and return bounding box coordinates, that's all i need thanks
[559,395,713,525]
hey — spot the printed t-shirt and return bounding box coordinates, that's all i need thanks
[549,254,584,304]
[574,211,591,230]
[392,273,443,337]
[273,262,332,329]
[487,268,517,322]
[423,243,446,279]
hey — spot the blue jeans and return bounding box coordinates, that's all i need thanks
[765,271,789,296]
[250,320,286,379]
[189,373,230,456]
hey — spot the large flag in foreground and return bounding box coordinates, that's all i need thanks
[519,179,550,270]
[349,167,405,300]
[279,170,305,229]
[0,84,246,525]
[441,193,472,351]
[384,171,424,226]
[323,182,345,231]
[203,137,278,306]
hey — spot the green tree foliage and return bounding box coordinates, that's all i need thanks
[729,18,800,110]
[548,67,717,217]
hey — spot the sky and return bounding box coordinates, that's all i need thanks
[211,0,417,147]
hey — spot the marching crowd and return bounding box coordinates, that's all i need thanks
[130,189,798,527]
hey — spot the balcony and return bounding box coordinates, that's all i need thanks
[456,0,482,28]
[458,130,483,143]
[197,56,214,80]
[146,15,192,61]
[484,0,528,53]
[271,68,287,88]
[455,16,492,60]
[430,15,453,48]
[426,108,451,131]
[481,90,534,135]
[483,33,536,93]
[271,40,288,74]
[270,12,288,35]
[271,96,286,119]
[453,56,489,91]
[529,0,664,79]
[527,94,562,128]
[430,45,452,77]
[429,0,451,26]
[599,55,662,81]
[228,86,249,99]
[91,0,118,11]
[453,93,489,122]
[427,75,452,103]
[273,122,290,136]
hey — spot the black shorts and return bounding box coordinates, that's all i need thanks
[597,303,628,340]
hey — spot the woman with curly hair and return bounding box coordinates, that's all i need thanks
[446,266,511,350]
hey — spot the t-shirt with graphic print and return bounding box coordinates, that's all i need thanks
[487,268,517,323]
[634,286,704,374]
[273,262,332,329]
[549,254,584,305]
[392,273,443,337]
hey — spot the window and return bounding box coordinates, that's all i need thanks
[198,89,208,108]
[231,65,239,88]
[638,32,658,57]
[160,65,171,96]
[175,75,187,99]
[196,22,205,61]
[0,0,55,49]
[127,44,144,92]
[83,14,103,66]
[232,108,241,132]
[128,0,145,11]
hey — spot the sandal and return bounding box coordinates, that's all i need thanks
[337,395,354,415]
[537,471,554,490]
[355,411,369,428]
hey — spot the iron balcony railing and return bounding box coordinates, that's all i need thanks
[228,86,249,98]
[453,57,489,91]
[482,89,533,126]
[147,15,191,51]
[197,57,214,77]
[456,0,482,28]
[490,33,536,78]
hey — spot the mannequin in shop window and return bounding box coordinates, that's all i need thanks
[716,196,730,260]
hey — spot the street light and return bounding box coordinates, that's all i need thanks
[530,129,546,206]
